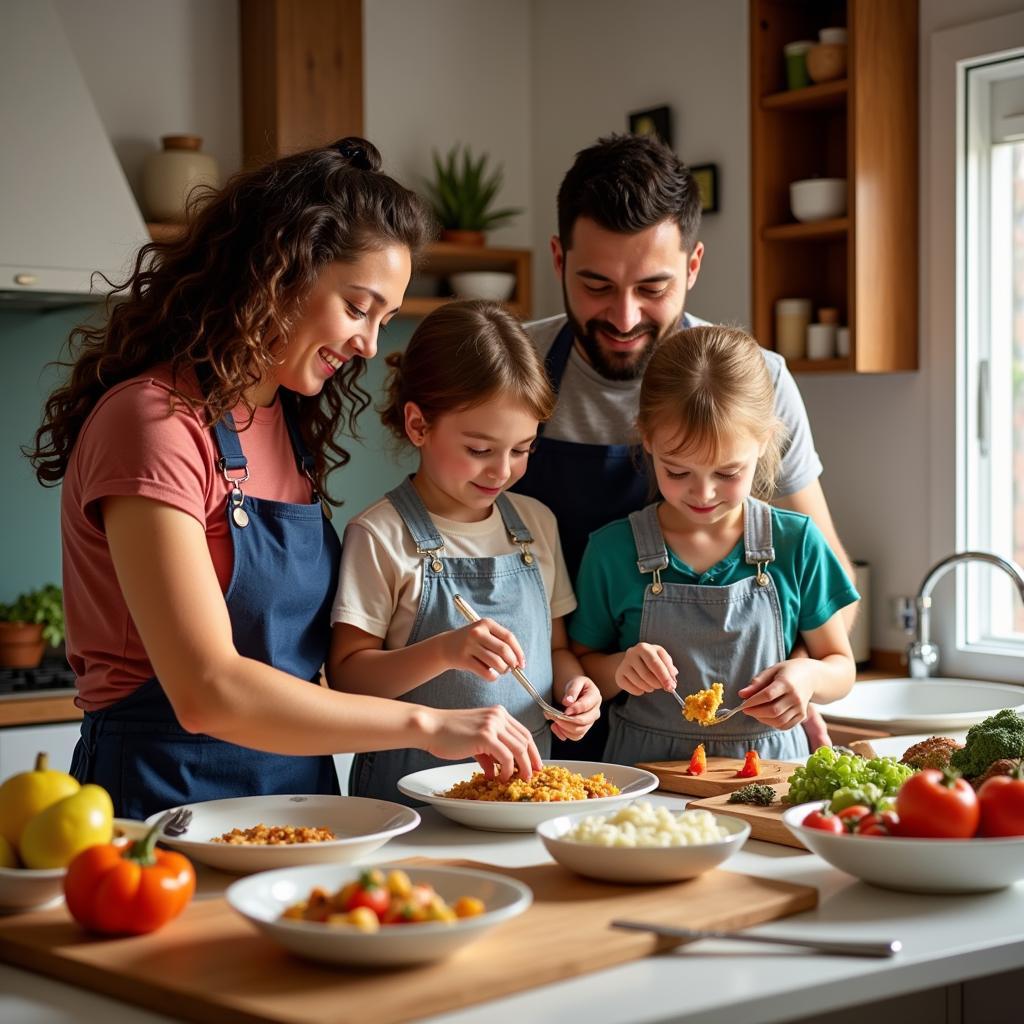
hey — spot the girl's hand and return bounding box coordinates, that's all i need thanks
[615,643,678,696]
[421,705,543,781]
[550,677,602,742]
[738,660,818,730]
[441,619,526,681]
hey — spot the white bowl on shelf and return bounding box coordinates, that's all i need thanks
[789,178,847,222]
[448,271,516,301]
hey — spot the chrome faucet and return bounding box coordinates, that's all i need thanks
[907,551,1024,678]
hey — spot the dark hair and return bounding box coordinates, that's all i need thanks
[557,133,702,253]
[28,136,435,502]
[638,325,785,500]
[380,300,555,441]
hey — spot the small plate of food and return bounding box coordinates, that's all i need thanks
[226,862,532,966]
[396,760,659,832]
[144,795,419,874]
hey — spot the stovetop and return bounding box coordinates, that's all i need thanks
[0,657,77,699]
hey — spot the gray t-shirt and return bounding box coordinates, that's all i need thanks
[525,313,822,497]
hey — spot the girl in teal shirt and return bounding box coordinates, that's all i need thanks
[571,325,858,764]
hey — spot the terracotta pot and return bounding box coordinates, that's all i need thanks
[442,229,486,247]
[141,134,220,223]
[0,622,46,669]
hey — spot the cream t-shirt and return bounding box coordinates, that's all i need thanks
[332,489,577,649]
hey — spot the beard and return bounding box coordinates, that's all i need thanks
[561,278,678,382]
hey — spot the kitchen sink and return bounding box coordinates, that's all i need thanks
[820,677,1024,733]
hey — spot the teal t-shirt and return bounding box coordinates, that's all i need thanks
[570,505,859,655]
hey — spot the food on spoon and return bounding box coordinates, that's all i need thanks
[736,750,761,778]
[900,736,963,771]
[682,682,724,725]
[687,743,707,776]
[280,867,485,928]
[561,800,730,846]
[728,783,777,806]
[949,709,1024,781]
[210,823,336,845]
[441,765,619,802]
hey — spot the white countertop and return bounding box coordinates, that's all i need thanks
[4,735,1022,1024]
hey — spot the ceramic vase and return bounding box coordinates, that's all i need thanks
[141,135,220,223]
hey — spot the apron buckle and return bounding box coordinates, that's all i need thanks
[650,567,664,595]
[756,561,770,587]
[417,543,445,573]
[303,467,333,520]
[519,542,535,566]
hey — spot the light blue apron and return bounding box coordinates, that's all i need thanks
[604,497,810,765]
[349,477,551,805]
[70,397,341,820]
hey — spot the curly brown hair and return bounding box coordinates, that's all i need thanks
[27,136,434,503]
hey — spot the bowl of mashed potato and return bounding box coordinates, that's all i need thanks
[536,799,750,883]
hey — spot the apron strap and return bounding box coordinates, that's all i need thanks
[279,393,317,479]
[386,476,446,553]
[628,503,670,573]
[743,497,776,564]
[210,413,248,473]
[494,493,534,545]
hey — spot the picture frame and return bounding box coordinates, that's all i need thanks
[627,105,672,148]
[689,163,719,214]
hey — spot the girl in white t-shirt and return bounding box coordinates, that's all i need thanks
[327,301,602,802]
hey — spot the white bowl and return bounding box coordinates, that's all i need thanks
[144,795,419,874]
[789,178,847,222]
[448,271,516,301]
[227,862,532,966]
[537,808,750,884]
[820,677,1024,732]
[397,760,659,833]
[783,802,1024,893]
[0,864,65,913]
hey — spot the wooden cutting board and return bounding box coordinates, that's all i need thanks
[690,782,807,850]
[0,858,817,1024]
[636,756,797,797]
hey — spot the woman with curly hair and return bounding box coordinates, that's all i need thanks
[28,137,542,820]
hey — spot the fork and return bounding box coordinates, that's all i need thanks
[669,687,747,727]
[451,593,575,725]
[158,807,193,837]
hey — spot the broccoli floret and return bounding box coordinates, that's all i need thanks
[728,784,776,806]
[949,709,1024,778]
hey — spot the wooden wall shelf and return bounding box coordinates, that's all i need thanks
[750,0,918,374]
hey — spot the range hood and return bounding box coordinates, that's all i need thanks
[0,0,149,308]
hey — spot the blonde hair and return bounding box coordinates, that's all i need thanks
[637,325,786,499]
[379,300,555,441]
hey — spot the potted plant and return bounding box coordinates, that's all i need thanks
[0,584,64,669]
[423,144,522,246]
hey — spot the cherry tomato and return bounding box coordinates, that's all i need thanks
[803,807,843,833]
[854,810,900,837]
[344,870,390,918]
[836,804,872,832]
[895,768,979,838]
[977,768,1024,837]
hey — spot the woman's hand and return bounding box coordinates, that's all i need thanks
[614,643,678,696]
[551,677,602,742]
[418,704,542,781]
[738,660,818,730]
[440,619,525,681]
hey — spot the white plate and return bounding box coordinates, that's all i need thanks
[227,862,531,966]
[821,677,1024,732]
[144,795,419,874]
[783,801,1024,893]
[537,807,750,884]
[396,760,659,832]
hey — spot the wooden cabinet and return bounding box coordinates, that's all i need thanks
[750,0,918,372]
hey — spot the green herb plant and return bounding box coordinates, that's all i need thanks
[423,145,522,233]
[0,584,65,647]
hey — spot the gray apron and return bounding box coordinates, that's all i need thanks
[350,477,551,804]
[604,497,810,765]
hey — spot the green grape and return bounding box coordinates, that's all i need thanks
[784,751,915,804]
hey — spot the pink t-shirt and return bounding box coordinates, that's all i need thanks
[62,365,314,711]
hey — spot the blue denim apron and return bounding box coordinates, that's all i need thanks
[70,399,341,820]
[349,477,551,805]
[604,498,810,766]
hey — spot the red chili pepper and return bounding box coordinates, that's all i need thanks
[736,750,761,778]
[64,818,195,935]
[687,743,707,776]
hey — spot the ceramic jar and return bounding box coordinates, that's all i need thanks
[141,135,220,223]
[775,298,812,361]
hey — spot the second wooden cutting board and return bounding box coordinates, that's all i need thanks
[637,756,797,797]
[689,781,806,850]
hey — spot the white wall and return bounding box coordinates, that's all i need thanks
[528,0,751,326]
[363,0,533,248]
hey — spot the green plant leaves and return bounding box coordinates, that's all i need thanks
[0,584,64,647]
[422,144,523,232]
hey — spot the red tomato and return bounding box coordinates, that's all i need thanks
[895,768,979,838]
[803,807,843,833]
[977,769,1024,837]
[836,805,872,832]
[854,810,900,837]
[344,882,389,918]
